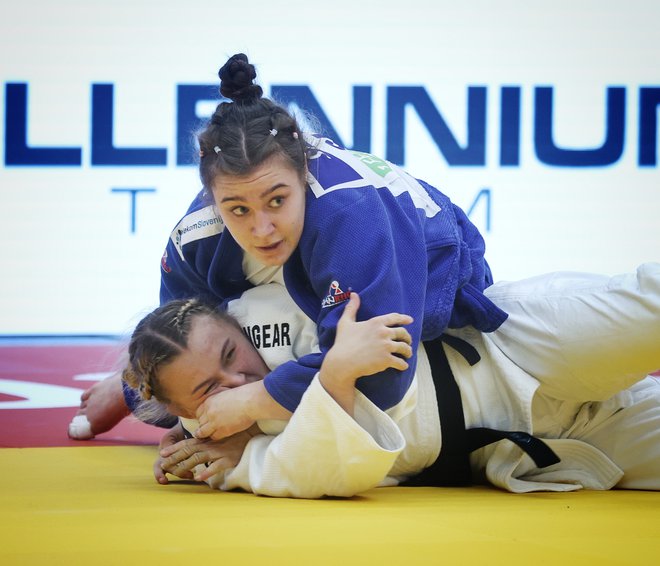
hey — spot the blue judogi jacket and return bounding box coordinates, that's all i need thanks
[156,136,507,413]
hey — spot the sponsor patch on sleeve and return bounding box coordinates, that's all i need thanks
[321,280,352,309]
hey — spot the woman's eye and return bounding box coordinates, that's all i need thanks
[225,347,236,363]
[204,382,218,396]
[231,206,248,217]
[269,196,284,208]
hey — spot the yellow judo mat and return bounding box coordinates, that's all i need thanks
[1,446,658,565]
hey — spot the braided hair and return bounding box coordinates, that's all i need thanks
[197,53,312,191]
[123,298,241,404]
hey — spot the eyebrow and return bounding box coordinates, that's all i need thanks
[219,184,288,203]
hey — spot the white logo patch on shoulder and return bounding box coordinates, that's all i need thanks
[170,205,224,259]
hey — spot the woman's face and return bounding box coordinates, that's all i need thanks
[157,314,269,419]
[212,154,306,266]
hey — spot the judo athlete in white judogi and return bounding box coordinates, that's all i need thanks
[125,262,660,499]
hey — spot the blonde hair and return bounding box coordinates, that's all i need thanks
[123,298,241,406]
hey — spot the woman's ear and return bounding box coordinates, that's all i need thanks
[303,163,311,187]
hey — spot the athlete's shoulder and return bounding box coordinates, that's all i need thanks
[305,136,387,197]
[304,135,445,220]
[167,189,226,260]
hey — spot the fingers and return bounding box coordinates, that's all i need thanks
[194,419,231,441]
[369,318,412,348]
[156,425,226,482]
[160,437,201,459]
[194,458,229,482]
[161,442,207,471]
[194,420,213,440]
[153,459,169,485]
[390,326,413,346]
[378,312,414,328]
[194,401,240,440]
[390,338,413,359]
[338,292,360,325]
[194,401,211,439]
[340,294,413,330]
[161,451,206,478]
[387,353,410,372]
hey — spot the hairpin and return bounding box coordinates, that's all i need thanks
[214,146,222,154]
[269,129,278,137]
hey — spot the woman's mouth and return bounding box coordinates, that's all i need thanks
[256,241,282,254]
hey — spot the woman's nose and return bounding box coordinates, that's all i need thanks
[251,211,275,237]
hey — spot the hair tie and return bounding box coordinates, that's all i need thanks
[292,132,299,140]
[269,129,278,137]
[214,146,222,154]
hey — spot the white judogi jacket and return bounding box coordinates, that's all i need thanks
[179,265,636,498]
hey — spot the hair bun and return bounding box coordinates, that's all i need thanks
[218,53,263,103]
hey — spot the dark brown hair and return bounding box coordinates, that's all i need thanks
[197,53,311,190]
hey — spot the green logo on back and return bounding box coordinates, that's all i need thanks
[351,151,393,178]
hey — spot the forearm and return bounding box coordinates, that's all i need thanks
[319,378,356,416]
[318,357,358,416]
[244,380,293,422]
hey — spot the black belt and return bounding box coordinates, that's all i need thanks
[403,335,560,487]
